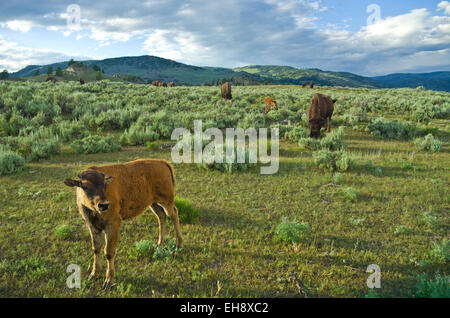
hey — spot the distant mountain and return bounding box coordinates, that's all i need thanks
[10,55,262,85]
[233,65,383,88]
[372,72,450,92]
[9,55,450,91]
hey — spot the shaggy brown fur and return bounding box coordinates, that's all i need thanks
[221,82,232,99]
[64,159,182,289]
[79,77,85,85]
[168,82,174,87]
[310,81,314,89]
[152,80,160,86]
[265,98,277,113]
[308,93,336,138]
[45,76,57,83]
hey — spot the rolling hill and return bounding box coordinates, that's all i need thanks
[233,65,383,88]
[8,55,450,91]
[372,71,450,92]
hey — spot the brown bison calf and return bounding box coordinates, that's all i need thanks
[302,83,307,88]
[308,93,336,138]
[152,80,159,86]
[310,81,314,89]
[64,159,183,289]
[168,82,174,87]
[158,81,167,87]
[221,82,232,99]
[265,98,277,113]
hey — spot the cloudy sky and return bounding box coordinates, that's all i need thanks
[0,0,449,76]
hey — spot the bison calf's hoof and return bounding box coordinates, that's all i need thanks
[102,278,115,290]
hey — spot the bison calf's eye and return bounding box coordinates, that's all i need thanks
[98,203,110,211]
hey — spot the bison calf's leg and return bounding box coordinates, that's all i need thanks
[151,203,168,246]
[327,117,331,132]
[160,202,183,249]
[103,223,120,289]
[87,225,105,280]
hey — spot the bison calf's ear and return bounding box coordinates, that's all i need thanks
[64,179,82,187]
[105,176,114,185]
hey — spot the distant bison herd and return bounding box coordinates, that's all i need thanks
[152,80,174,87]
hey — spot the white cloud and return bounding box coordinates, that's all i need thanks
[0,1,449,75]
[2,20,34,32]
[438,1,450,15]
[0,39,92,72]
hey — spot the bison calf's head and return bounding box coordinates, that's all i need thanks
[64,170,114,213]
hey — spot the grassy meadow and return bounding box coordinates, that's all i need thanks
[0,81,448,297]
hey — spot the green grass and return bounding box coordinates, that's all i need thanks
[0,83,448,298]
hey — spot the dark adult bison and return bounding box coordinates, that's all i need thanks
[221,82,232,100]
[308,93,336,138]
[310,81,314,89]
[45,76,57,83]
[79,77,85,85]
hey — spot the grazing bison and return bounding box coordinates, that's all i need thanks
[302,83,307,88]
[168,82,174,87]
[158,81,167,87]
[310,81,314,89]
[152,80,160,86]
[308,93,336,138]
[79,77,85,85]
[221,82,232,100]
[45,76,57,83]
[265,98,277,113]
[64,159,183,289]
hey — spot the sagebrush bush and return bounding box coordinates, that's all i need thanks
[196,143,256,173]
[314,149,354,172]
[319,126,347,150]
[133,240,156,258]
[284,126,308,142]
[25,135,61,161]
[58,120,90,142]
[175,197,199,223]
[342,187,358,202]
[71,135,122,154]
[411,103,449,123]
[298,137,321,150]
[394,225,410,235]
[275,220,309,244]
[429,239,449,264]
[367,117,417,140]
[152,239,179,260]
[120,124,159,146]
[55,224,74,240]
[341,106,367,125]
[414,134,442,152]
[414,274,449,298]
[0,150,25,175]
